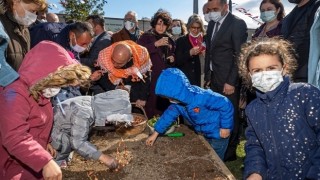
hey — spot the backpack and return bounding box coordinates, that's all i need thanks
[29,22,67,48]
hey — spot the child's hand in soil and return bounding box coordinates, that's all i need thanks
[99,154,118,170]
[146,131,159,146]
[220,128,230,138]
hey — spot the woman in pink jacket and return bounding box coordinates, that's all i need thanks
[0,41,91,179]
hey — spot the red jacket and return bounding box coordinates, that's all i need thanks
[0,41,78,179]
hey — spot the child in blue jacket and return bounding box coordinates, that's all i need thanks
[238,38,320,180]
[146,68,234,160]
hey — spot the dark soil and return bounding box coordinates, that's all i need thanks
[62,125,230,180]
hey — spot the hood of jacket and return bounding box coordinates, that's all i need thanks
[18,40,78,88]
[155,68,195,104]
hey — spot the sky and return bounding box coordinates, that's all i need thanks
[47,0,296,29]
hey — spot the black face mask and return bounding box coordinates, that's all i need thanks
[288,0,302,4]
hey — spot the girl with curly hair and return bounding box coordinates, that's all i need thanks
[239,38,320,180]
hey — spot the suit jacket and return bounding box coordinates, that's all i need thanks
[204,13,247,88]
[111,28,143,43]
[81,31,111,70]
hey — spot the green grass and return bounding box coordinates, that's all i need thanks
[225,140,246,179]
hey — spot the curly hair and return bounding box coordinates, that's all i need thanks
[238,38,298,88]
[29,64,91,101]
[0,0,47,14]
[150,9,172,29]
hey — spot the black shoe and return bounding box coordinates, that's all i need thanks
[224,154,237,162]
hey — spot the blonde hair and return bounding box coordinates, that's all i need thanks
[238,38,298,88]
[186,14,205,34]
[30,64,91,101]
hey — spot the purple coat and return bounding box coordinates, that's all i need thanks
[138,30,175,118]
[252,21,282,39]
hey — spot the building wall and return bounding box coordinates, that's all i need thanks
[57,14,255,40]
[56,14,151,33]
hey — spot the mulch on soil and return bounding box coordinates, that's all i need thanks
[62,125,233,180]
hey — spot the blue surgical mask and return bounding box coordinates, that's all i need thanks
[172,26,182,35]
[260,10,277,23]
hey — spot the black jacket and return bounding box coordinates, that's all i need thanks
[80,31,111,70]
[175,34,201,87]
[204,13,247,88]
[281,0,320,82]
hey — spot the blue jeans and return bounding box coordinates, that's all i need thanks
[205,137,230,160]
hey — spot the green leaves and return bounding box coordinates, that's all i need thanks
[60,0,107,21]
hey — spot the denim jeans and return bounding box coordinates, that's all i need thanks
[205,137,230,160]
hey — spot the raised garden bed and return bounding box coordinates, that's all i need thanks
[62,125,235,180]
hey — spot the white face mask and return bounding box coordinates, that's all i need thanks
[71,44,86,53]
[124,20,135,31]
[172,26,182,35]
[189,32,201,38]
[14,3,37,26]
[209,11,222,22]
[260,10,277,23]
[70,35,86,53]
[42,87,61,98]
[251,70,283,93]
[39,19,47,23]
[204,13,210,23]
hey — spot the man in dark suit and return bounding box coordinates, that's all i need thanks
[81,15,112,95]
[204,0,247,161]
[81,15,111,70]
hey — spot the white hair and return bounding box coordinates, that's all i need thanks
[125,11,138,22]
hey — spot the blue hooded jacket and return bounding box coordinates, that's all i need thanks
[154,68,234,139]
